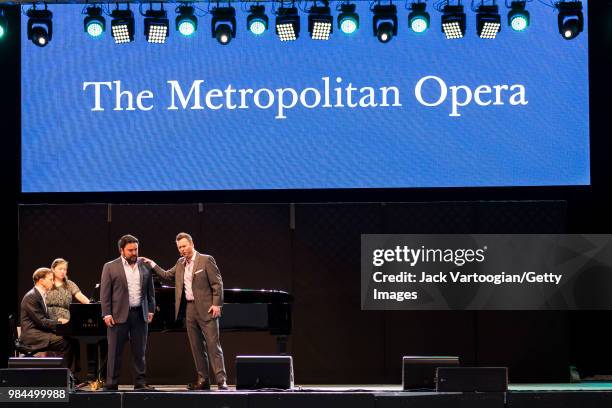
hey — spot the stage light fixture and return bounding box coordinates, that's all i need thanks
[556,1,583,40]
[408,2,429,34]
[84,6,105,39]
[276,7,300,41]
[507,1,529,32]
[27,7,53,47]
[308,3,333,40]
[0,9,7,39]
[372,4,397,43]
[476,4,500,39]
[247,5,268,36]
[111,9,134,44]
[176,5,197,37]
[275,6,300,41]
[337,3,359,35]
[441,4,465,39]
[211,7,236,45]
[144,7,169,44]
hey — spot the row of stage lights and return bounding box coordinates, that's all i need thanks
[1,0,585,47]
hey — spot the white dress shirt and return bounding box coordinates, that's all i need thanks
[184,252,196,301]
[122,257,142,307]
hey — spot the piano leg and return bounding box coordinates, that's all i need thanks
[80,340,106,390]
[86,343,98,381]
[96,341,107,382]
[276,335,288,354]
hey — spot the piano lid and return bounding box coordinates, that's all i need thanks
[155,286,294,304]
[224,289,293,304]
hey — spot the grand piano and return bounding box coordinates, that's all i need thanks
[57,285,293,383]
[152,284,293,351]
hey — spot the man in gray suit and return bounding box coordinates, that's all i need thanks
[100,234,156,391]
[19,268,72,367]
[143,232,227,390]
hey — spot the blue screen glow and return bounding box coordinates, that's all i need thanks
[21,4,590,192]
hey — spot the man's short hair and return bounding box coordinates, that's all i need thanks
[118,234,139,251]
[32,267,53,283]
[175,232,193,244]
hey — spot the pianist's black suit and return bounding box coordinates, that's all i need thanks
[20,287,74,367]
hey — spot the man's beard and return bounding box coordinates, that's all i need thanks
[126,255,138,264]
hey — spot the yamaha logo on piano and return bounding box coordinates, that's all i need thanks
[82,318,98,329]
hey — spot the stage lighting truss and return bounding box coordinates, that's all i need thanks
[84,6,105,39]
[476,4,501,39]
[408,2,429,34]
[556,1,583,40]
[18,1,586,47]
[507,1,529,32]
[27,6,53,47]
[211,6,236,44]
[0,8,8,39]
[275,6,300,41]
[111,8,134,44]
[372,4,397,43]
[176,5,197,37]
[308,2,333,40]
[144,7,169,44]
[337,3,359,35]
[441,3,465,39]
[247,5,268,36]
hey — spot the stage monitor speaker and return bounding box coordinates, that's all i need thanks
[236,355,294,390]
[8,357,64,369]
[0,367,71,388]
[402,356,460,390]
[436,367,508,392]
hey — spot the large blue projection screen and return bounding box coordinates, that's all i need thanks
[21,4,589,192]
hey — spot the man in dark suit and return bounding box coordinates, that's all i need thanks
[143,232,227,390]
[100,234,156,391]
[19,268,73,367]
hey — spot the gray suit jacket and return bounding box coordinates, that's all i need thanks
[154,252,223,322]
[19,287,59,350]
[100,257,156,324]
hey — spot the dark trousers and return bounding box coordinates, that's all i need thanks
[185,302,226,383]
[106,307,148,386]
[48,334,74,369]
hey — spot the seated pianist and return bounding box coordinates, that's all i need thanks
[19,267,74,368]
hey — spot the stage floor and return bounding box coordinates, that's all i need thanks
[6,383,612,408]
[509,382,612,391]
[75,382,612,392]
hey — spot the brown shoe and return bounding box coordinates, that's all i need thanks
[217,381,229,391]
[187,378,211,391]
